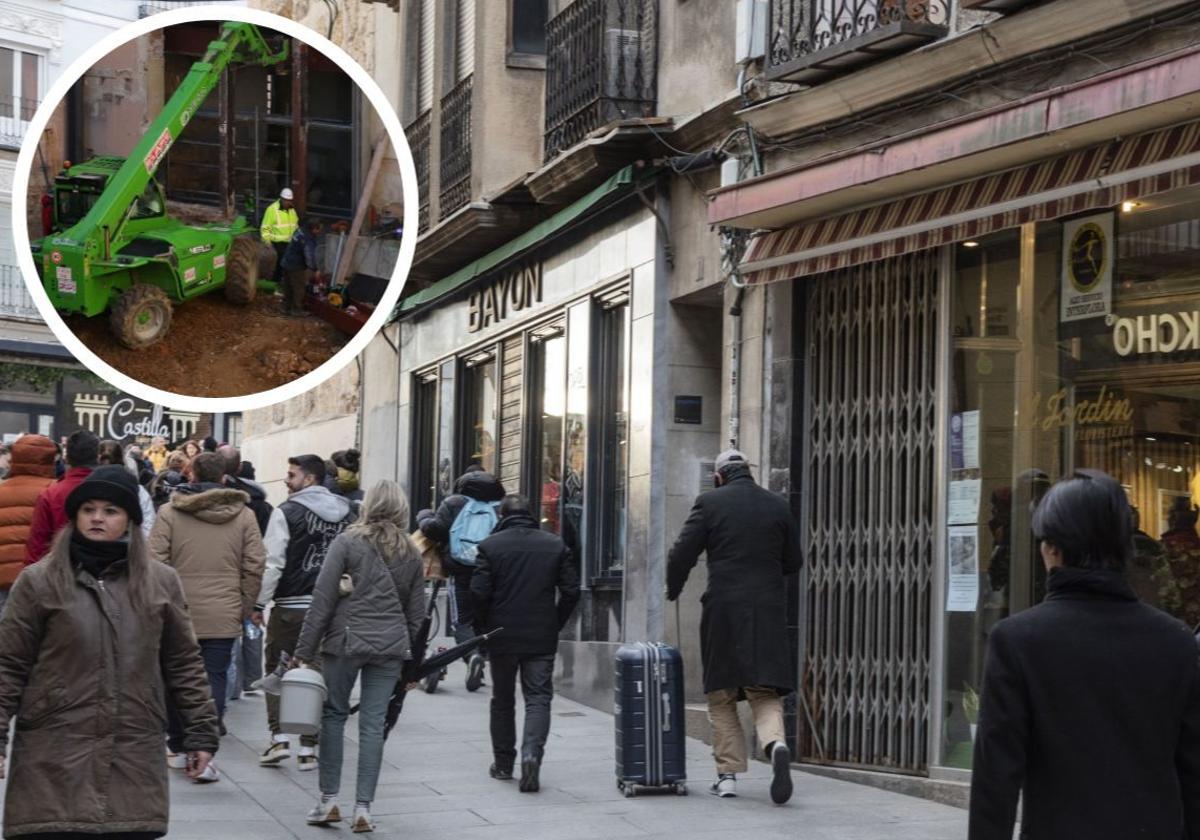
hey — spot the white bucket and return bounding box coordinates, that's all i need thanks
[278,667,327,736]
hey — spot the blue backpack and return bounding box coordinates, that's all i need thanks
[448,498,500,565]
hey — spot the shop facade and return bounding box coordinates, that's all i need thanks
[716,73,1200,782]
[393,173,678,709]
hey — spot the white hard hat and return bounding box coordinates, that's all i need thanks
[280,187,294,200]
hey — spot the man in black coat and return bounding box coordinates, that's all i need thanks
[417,466,506,690]
[667,449,802,805]
[470,494,580,794]
[969,469,1200,840]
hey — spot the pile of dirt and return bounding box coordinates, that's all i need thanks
[67,292,355,398]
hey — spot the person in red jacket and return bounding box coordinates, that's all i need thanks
[0,434,57,612]
[24,429,99,565]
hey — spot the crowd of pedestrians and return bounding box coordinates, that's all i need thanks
[0,428,1196,838]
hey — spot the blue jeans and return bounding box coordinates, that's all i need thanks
[319,654,405,804]
[168,637,235,752]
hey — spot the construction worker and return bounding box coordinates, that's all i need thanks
[261,187,299,286]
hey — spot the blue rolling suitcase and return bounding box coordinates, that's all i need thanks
[614,641,688,797]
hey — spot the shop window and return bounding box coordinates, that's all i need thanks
[510,0,548,57]
[562,302,590,562]
[411,372,438,518]
[526,325,565,534]
[436,358,458,503]
[460,350,498,475]
[595,297,630,580]
[940,189,1200,772]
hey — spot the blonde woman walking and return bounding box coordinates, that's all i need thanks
[294,480,426,833]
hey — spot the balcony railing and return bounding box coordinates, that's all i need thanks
[767,0,949,84]
[0,265,41,321]
[0,95,39,149]
[407,111,431,234]
[544,0,657,162]
[438,75,473,221]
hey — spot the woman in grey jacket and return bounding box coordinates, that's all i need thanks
[294,480,426,833]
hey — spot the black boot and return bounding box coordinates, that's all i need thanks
[519,758,540,793]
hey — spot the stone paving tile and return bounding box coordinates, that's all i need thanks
[0,654,968,840]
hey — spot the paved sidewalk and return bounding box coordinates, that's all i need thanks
[143,665,967,840]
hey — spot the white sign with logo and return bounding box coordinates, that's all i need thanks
[1060,212,1114,323]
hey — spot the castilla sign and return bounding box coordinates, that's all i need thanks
[107,399,171,440]
[1108,310,1200,356]
[467,262,543,333]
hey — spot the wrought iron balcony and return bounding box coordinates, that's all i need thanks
[0,265,40,321]
[0,95,38,150]
[767,0,949,85]
[439,76,472,221]
[407,111,431,234]
[544,0,657,162]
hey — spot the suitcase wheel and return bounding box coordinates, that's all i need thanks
[622,784,637,798]
[673,783,688,796]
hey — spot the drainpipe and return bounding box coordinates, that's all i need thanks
[728,284,745,450]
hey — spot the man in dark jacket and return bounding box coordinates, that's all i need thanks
[969,470,1200,840]
[418,465,506,690]
[279,217,322,317]
[667,449,802,805]
[253,454,355,769]
[471,494,579,793]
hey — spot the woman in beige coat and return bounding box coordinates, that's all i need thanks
[0,466,219,839]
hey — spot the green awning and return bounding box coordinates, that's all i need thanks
[394,163,657,320]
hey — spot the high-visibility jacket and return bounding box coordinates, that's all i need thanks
[260,200,299,244]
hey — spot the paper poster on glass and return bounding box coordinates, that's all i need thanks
[948,479,982,525]
[947,526,980,612]
[961,410,980,470]
[1060,212,1114,323]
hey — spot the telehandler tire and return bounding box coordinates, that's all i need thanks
[110,284,173,349]
[224,235,259,304]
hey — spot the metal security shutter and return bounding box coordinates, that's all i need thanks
[498,334,524,490]
[418,0,435,113]
[800,250,939,773]
[456,0,475,81]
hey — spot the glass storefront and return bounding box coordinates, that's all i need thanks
[940,186,1200,769]
[408,282,633,641]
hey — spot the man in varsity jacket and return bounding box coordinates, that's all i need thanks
[253,454,356,770]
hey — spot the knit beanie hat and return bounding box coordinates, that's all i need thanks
[65,465,143,525]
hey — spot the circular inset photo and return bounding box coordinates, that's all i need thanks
[12,7,415,408]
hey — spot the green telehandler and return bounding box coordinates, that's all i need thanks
[31,22,289,349]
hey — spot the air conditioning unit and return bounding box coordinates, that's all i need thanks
[604,28,643,97]
[735,0,767,64]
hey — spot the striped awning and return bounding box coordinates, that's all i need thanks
[741,119,1200,284]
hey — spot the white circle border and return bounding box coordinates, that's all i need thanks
[11,5,417,415]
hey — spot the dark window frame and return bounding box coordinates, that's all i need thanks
[507,0,548,69]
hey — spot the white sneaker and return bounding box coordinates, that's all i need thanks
[306,798,342,825]
[297,746,318,772]
[193,761,220,784]
[260,740,291,766]
[351,805,375,833]
[166,751,188,770]
[709,774,737,797]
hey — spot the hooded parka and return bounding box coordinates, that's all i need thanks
[0,435,56,588]
[148,484,266,638]
[0,547,219,838]
[666,464,803,694]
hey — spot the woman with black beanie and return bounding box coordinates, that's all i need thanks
[0,465,220,839]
